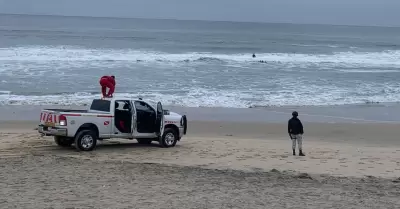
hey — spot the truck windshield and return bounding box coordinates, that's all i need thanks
[90,99,111,112]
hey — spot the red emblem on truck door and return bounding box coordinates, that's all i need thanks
[104,121,110,126]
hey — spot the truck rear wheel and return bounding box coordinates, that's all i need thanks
[159,128,178,148]
[74,130,97,151]
[54,136,74,147]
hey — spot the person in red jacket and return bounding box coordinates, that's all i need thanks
[99,75,116,98]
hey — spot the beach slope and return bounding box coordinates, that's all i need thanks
[0,121,400,208]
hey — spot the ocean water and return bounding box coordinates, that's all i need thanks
[1,14,400,108]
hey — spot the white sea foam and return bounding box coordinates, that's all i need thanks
[1,88,400,108]
[338,69,400,73]
[1,45,400,108]
[0,45,399,68]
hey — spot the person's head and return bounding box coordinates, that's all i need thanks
[292,111,298,118]
[111,75,115,79]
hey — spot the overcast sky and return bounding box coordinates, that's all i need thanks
[0,0,399,27]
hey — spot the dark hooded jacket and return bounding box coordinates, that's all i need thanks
[288,117,304,135]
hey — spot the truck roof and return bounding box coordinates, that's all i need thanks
[97,97,145,102]
[90,97,153,112]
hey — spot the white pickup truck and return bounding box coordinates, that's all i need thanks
[38,97,187,151]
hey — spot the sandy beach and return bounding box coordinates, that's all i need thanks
[2,9,400,209]
[1,118,400,208]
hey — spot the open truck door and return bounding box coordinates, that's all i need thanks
[130,100,137,137]
[155,102,164,137]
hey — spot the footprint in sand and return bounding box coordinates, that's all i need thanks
[251,167,264,172]
[271,155,288,159]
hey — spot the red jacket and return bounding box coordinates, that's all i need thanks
[100,76,115,86]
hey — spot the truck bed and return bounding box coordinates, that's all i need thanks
[43,109,89,113]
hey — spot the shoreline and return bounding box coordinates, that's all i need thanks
[1,103,400,179]
[1,121,400,179]
[0,103,400,123]
[2,120,400,147]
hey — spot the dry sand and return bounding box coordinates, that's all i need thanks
[1,120,400,208]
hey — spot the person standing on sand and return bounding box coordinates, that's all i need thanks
[288,111,305,156]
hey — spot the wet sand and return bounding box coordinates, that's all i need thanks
[1,120,400,208]
[1,103,400,123]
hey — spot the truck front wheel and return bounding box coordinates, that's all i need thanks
[54,136,74,147]
[74,130,97,151]
[159,128,178,148]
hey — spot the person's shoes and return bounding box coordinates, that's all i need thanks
[293,149,296,156]
[299,150,305,156]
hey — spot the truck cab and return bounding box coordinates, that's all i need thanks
[91,98,167,138]
[38,97,187,151]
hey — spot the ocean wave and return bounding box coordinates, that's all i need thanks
[0,90,11,94]
[193,57,225,63]
[1,45,400,68]
[1,89,400,108]
[290,44,341,48]
[338,69,400,73]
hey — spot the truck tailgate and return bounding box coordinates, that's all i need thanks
[38,109,72,136]
[40,109,61,127]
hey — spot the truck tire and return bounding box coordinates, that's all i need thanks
[182,115,187,135]
[137,138,153,145]
[159,128,178,148]
[54,136,74,147]
[74,130,97,151]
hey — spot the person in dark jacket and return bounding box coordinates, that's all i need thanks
[288,111,305,156]
[99,75,116,98]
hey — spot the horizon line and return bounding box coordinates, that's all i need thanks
[1,12,399,29]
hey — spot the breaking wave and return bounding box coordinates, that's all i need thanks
[0,45,400,68]
[1,45,400,108]
[1,89,400,108]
